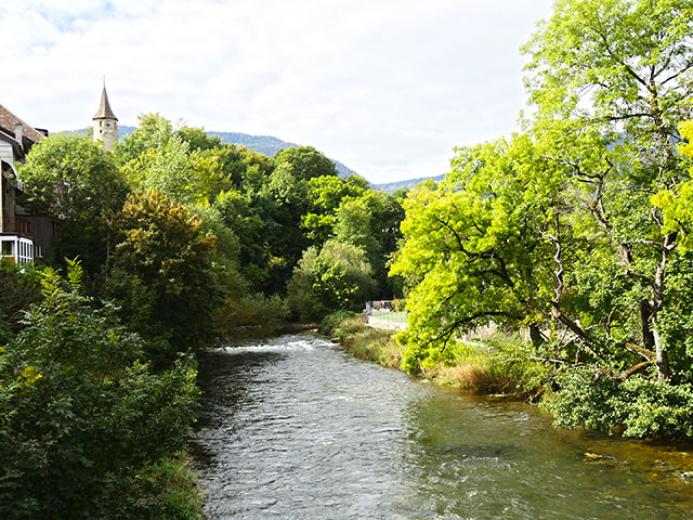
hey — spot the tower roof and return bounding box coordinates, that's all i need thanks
[93,85,117,121]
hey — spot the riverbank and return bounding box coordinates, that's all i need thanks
[324,313,693,444]
[322,313,545,400]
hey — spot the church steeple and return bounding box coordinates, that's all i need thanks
[92,80,118,151]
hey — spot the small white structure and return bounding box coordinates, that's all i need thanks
[0,234,34,264]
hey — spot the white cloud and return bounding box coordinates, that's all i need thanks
[0,0,553,182]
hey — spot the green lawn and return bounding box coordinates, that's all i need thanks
[369,311,408,324]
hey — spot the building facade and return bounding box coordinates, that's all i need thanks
[0,105,56,264]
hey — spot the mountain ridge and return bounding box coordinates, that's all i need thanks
[64,125,441,193]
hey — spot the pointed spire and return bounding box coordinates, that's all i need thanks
[93,81,117,121]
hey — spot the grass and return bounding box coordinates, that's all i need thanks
[321,312,548,401]
[323,314,402,369]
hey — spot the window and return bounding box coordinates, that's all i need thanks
[1,240,13,256]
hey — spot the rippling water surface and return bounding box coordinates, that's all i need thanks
[192,334,692,520]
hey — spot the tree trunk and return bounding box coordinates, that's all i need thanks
[529,324,544,348]
[653,328,671,382]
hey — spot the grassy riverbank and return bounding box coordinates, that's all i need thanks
[321,313,547,401]
[324,313,693,443]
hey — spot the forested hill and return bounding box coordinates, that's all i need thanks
[65,125,439,192]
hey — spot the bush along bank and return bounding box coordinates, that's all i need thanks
[0,263,202,519]
[322,313,693,441]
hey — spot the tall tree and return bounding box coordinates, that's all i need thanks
[523,0,693,381]
[391,136,563,372]
[19,134,128,274]
[107,191,221,358]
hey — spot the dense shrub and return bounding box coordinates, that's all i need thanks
[543,369,693,440]
[0,265,199,518]
[541,369,626,433]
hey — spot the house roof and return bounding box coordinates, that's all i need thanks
[0,104,45,143]
[93,86,117,120]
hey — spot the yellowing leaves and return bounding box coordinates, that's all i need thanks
[20,366,43,386]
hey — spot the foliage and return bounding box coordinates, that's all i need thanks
[114,113,174,165]
[653,120,693,252]
[301,175,367,244]
[0,264,199,518]
[390,0,693,438]
[107,191,221,357]
[334,190,404,296]
[273,145,337,181]
[214,189,280,291]
[118,116,229,205]
[287,240,376,321]
[219,293,289,338]
[286,247,324,321]
[18,134,128,273]
[544,370,693,439]
[391,135,561,373]
[0,263,41,343]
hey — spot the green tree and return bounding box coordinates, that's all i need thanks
[301,175,368,244]
[106,191,221,358]
[18,134,128,273]
[391,136,563,372]
[273,146,337,181]
[334,190,404,297]
[287,240,376,321]
[175,126,223,151]
[523,0,693,382]
[114,113,173,165]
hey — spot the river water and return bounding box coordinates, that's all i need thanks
[192,334,692,520]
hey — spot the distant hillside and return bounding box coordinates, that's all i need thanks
[115,126,356,178]
[372,174,445,193]
[65,126,441,192]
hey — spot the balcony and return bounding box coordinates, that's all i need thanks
[0,234,34,264]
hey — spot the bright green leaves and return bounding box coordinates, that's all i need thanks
[652,120,693,252]
[393,136,564,373]
[287,240,376,321]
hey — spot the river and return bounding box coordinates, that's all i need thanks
[192,334,692,519]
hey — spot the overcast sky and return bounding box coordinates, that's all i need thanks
[1,0,554,183]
